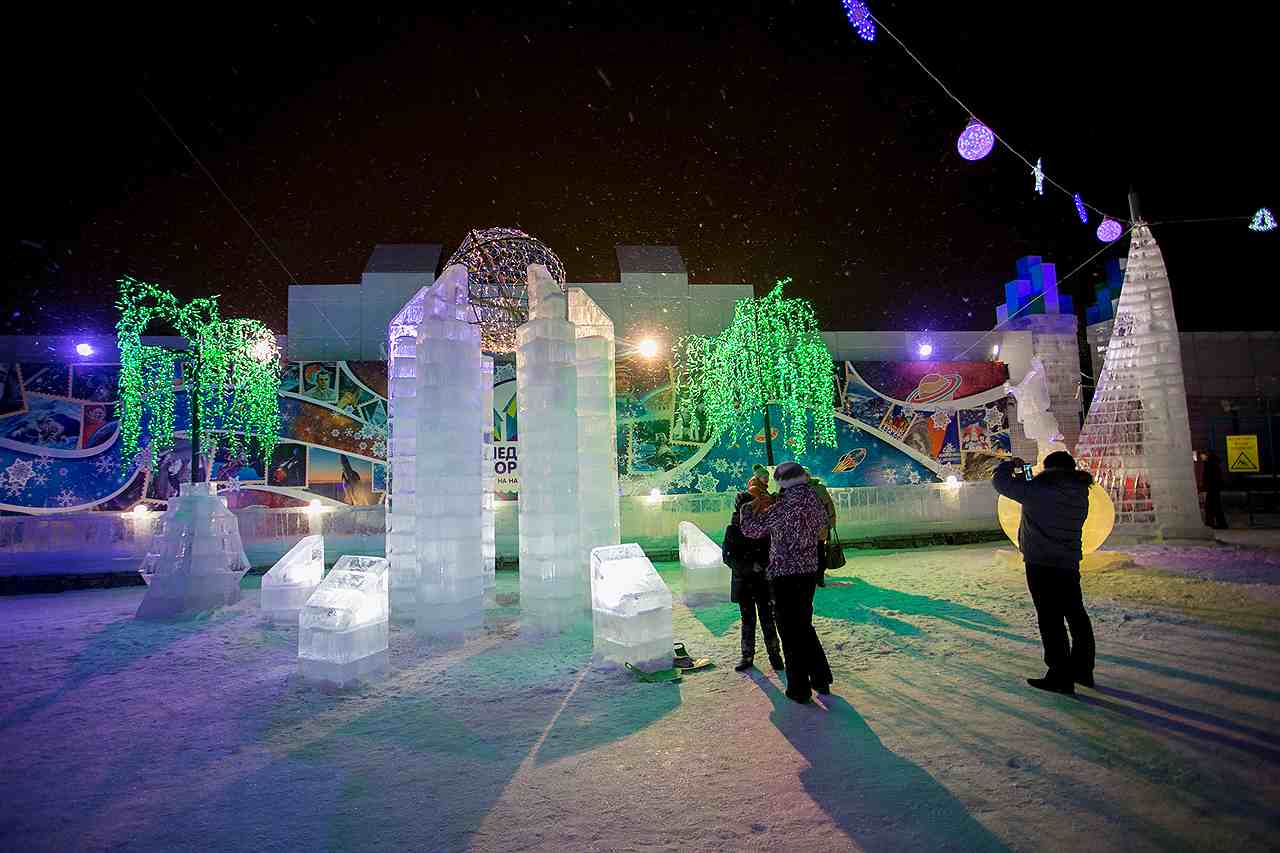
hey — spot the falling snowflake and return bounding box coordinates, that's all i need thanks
[930,410,953,430]
[94,456,116,475]
[2,459,37,493]
[694,472,720,494]
[54,488,80,508]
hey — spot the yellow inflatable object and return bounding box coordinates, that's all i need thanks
[997,483,1116,555]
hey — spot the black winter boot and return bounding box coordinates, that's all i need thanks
[734,657,755,672]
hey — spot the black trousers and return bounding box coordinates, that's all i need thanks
[738,573,781,660]
[1025,562,1095,681]
[1205,490,1227,529]
[770,573,832,694]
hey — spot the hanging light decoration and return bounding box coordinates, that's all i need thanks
[1073,193,1089,224]
[842,0,876,42]
[1096,218,1123,242]
[1031,158,1045,196]
[1249,207,1277,233]
[956,118,995,161]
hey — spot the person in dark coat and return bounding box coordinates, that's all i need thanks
[1202,450,1227,529]
[727,473,784,673]
[993,451,1096,695]
[740,460,833,703]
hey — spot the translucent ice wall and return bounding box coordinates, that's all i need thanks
[678,521,731,607]
[386,283,431,618]
[590,544,672,671]
[482,354,497,606]
[414,264,486,641]
[261,534,324,621]
[298,554,389,685]
[570,287,621,576]
[517,264,582,632]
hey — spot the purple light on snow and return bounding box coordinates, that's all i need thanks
[1096,218,1123,242]
[75,342,94,357]
[956,118,995,161]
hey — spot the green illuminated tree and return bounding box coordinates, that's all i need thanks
[673,278,837,465]
[116,276,281,481]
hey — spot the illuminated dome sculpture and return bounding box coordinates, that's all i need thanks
[444,227,567,352]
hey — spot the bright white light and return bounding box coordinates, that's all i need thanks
[250,337,277,363]
[132,503,149,515]
[637,338,660,359]
[917,343,933,358]
[75,342,94,357]
[992,344,1000,357]
[307,499,323,512]
[648,488,662,500]
[945,474,960,486]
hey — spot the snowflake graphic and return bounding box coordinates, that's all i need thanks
[2,459,37,493]
[694,472,720,494]
[906,468,922,485]
[54,488,79,508]
[32,455,54,473]
[33,473,48,486]
[3,481,23,497]
[880,468,898,485]
[941,442,958,456]
[729,460,747,480]
[710,458,731,474]
[930,410,954,430]
[331,429,341,437]
[94,456,116,475]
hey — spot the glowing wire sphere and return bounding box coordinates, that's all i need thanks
[445,227,566,352]
[1073,193,1088,224]
[956,118,995,161]
[998,483,1116,555]
[1096,218,1123,242]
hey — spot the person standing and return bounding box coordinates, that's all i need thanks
[726,473,784,673]
[1202,450,1227,530]
[993,452,1096,695]
[739,460,832,703]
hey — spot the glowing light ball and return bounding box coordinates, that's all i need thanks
[1096,218,1123,243]
[132,503,149,515]
[944,474,960,486]
[917,342,933,358]
[249,336,278,363]
[648,488,661,500]
[75,342,94,356]
[956,118,995,161]
[998,483,1116,556]
[1073,193,1089,224]
[637,338,660,359]
[307,499,322,511]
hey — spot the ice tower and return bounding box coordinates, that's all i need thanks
[481,354,497,606]
[569,288,621,571]
[517,264,583,632]
[386,283,429,618]
[1075,221,1208,540]
[413,264,486,641]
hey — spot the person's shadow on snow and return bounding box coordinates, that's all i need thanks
[754,677,1009,852]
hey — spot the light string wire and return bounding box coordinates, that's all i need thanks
[863,10,1258,227]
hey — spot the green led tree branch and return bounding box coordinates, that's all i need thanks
[116,276,281,478]
[674,278,836,463]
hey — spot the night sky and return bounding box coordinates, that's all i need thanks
[6,3,1274,339]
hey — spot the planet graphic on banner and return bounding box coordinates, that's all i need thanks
[998,483,1117,555]
[905,373,963,405]
[832,447,868,473]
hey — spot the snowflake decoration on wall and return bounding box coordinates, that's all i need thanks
[354,421,387,459]
[984,407,1007,431]
[695,472,721,494]
[670,468,696,490]
[941,442,958,457]
[930,410,954,430]
[880,468,898,485]
[54,488,80,508]
[32,455,54,473]
[729,460,747,480]
[711,458,731,475]
[33,473,48,486]
[94,456,116,475]
[906,468,922,485]
[2,459,37,494]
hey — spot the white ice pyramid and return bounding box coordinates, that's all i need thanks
[1074,222,1209,540]
[678,521,731,607]
[261,534,325,623]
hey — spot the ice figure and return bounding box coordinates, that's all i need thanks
[414,264,486,641]
[1075,221,1208,539]
[136,481,250,619]
[517,264,583,633]
[1005,356,1067,464]
[570,287,621,572]
[482,355,497,607]
[298,554,389,686]
[678,521,731,607]
[590,544,673,670]
[260,534,324,623]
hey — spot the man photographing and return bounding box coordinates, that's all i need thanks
[992,451,1096,696]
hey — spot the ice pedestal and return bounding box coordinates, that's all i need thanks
[299,555,389,686]
[260,534,324,622]
[678,521,731,607]
[136,481,250,619]
[591,544,672,670]
[518,264,584,634]
[482,355,497,607]
[414,265,486,641]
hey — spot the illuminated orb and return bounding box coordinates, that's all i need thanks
[132,503,149,515]
[249,336,278,363]
[1096,218,1123,243]
[75,342,94,357]
[842,0,876,42]
[1073,193,1088,224]
[445,227,566,353]
[998,483,1116,555]
[956,118,995,161]
[637,338,660,359]
[917,342,933,358]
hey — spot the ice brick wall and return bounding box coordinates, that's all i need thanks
[481,355,497,605]
[386,284,430,617]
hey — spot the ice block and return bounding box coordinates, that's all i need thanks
[298,554,389,686]
[261,534,325,623]
[678,521,731,607]
[590,544,673,671]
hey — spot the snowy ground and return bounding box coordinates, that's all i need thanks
[1,543,1278,853]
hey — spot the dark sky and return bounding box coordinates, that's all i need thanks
[5,3,1274,338]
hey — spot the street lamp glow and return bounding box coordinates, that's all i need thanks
[917,342,933,358]
[992,344,1000,357]
[75,342,94,357]
[132,503,149,515]
[637,338,660,359]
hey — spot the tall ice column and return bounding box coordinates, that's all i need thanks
[516,263,582,632]
[573,298,620,581]
[481,354,497,606]
[414,264,486,641]
[386,287,427,618]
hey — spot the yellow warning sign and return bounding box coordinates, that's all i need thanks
[1226,435,1260,473]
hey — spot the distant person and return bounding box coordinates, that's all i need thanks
[725,471,783,673]
[993,452,1096,695]
[739,460,833,703]
[1202,450,1227,530]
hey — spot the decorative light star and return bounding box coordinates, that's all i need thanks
[1032,158,1045,196]
[842,0,876,42]
[1250,207,1277,233]
[1073,193,1089,224]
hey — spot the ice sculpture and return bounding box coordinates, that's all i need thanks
[386,283,430,618]
[1005,356,1067,464]
[482,355,497,607]
[517,264,584,633]
[590,544,673,671]
[298,554,389,686]
[414,264,486,641]
[1075,222,1208,539]
[260,534,324,622]
[678,521,731,606]
[136,481,250,619]
[572,289,621,569]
